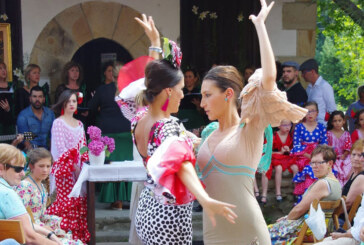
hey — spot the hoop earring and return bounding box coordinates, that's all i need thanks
[161,95,170,112]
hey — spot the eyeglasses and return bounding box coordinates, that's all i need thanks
[351,153,364,158]
[6,164,24,173]
[307,110,317,114]
[309,161,327,166]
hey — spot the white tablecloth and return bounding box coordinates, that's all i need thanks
[69,161,147,198]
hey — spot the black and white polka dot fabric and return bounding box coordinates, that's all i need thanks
[135,188,193,245]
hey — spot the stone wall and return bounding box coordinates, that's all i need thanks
[278,0,317,64]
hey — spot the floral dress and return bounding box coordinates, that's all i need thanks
[46,118,90,243]
[291,123,328,201]
[131,108,196,245]
[15,180,83,244]
[327,130,352,186]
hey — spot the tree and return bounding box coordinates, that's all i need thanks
[316,0,364,108]
[333,0,364,30]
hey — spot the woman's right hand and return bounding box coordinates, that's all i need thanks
[201,197,237,227]
[135,14,160,47]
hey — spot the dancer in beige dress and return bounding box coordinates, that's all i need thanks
[197,0,308,244]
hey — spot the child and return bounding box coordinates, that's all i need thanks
[256,120,296,204]
[15,148,83,244]
[327,111,352,186]
[269,119,297,202]
[351,109,364,143]
[291,101,328,202]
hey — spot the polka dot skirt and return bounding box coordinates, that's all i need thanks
[135,188,193,244]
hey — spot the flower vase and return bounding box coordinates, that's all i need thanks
[89,151,105,166]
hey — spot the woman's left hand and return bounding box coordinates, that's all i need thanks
[249,0,274,25]
[135,14,160,46]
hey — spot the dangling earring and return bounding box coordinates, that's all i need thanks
[224,97,228,102]
[61,108,64,115]
[161,94,170,111]
[74,109,78,115]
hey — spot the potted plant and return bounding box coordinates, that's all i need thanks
[81,126,115,166]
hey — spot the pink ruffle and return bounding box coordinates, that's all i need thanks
[147,137,197,205]
[239,79,308,128]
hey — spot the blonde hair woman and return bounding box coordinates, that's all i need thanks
[0,144,58,244]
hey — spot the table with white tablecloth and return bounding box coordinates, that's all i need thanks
[69,161,147,245]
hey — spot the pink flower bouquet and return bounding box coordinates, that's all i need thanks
[81,126,115,157]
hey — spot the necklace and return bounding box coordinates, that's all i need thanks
[28,175,46,205]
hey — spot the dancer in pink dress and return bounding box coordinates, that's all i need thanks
[327,110,352,186]
[46,90,89,243]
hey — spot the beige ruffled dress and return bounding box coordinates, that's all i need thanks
[197,74,308,245]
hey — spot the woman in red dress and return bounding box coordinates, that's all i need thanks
[46,90,89,243]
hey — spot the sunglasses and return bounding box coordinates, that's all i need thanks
[6,164,24,173]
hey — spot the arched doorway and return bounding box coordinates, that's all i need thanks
[72,38,133,96]
[29,1,152,102]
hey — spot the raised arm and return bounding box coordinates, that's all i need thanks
[250,0,276,91]
[135,14,161,60]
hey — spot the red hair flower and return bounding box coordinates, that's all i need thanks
[77,92,83,104]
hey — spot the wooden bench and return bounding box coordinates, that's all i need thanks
[0,219,26,244]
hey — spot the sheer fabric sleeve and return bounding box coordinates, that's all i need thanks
[240,79,307,129]
[51,119,67,162]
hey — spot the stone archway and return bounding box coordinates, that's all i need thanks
[29,1,151,99]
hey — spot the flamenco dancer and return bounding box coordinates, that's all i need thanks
[115,15,237,245]
[196,0,307,244]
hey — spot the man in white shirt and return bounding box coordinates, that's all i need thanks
[300,59,336,125]
[315,194,364,244]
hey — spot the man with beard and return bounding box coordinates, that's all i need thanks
[17,86,54,150]
[282,61,307,106]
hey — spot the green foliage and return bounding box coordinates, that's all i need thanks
[316,0,364,109]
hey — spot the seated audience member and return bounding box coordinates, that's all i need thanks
[315,193,364,245]
[269,145,342,244]
[0,144,57,245]
[15,148,83,244]
[17,86,55,150]
[281,61,308,106]
[346,85,364,134]
[342,139,364,209]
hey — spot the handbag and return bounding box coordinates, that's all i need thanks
[305,203,326,240]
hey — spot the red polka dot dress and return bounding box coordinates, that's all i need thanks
[47,118,90,243]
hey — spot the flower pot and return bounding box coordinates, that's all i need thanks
[89,151,105,166]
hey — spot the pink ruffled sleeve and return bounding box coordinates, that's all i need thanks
[240,79,308,129]
[147,136,196,205]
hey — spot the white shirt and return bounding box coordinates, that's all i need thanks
[351,196,364,242]
[306,76,336,125]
